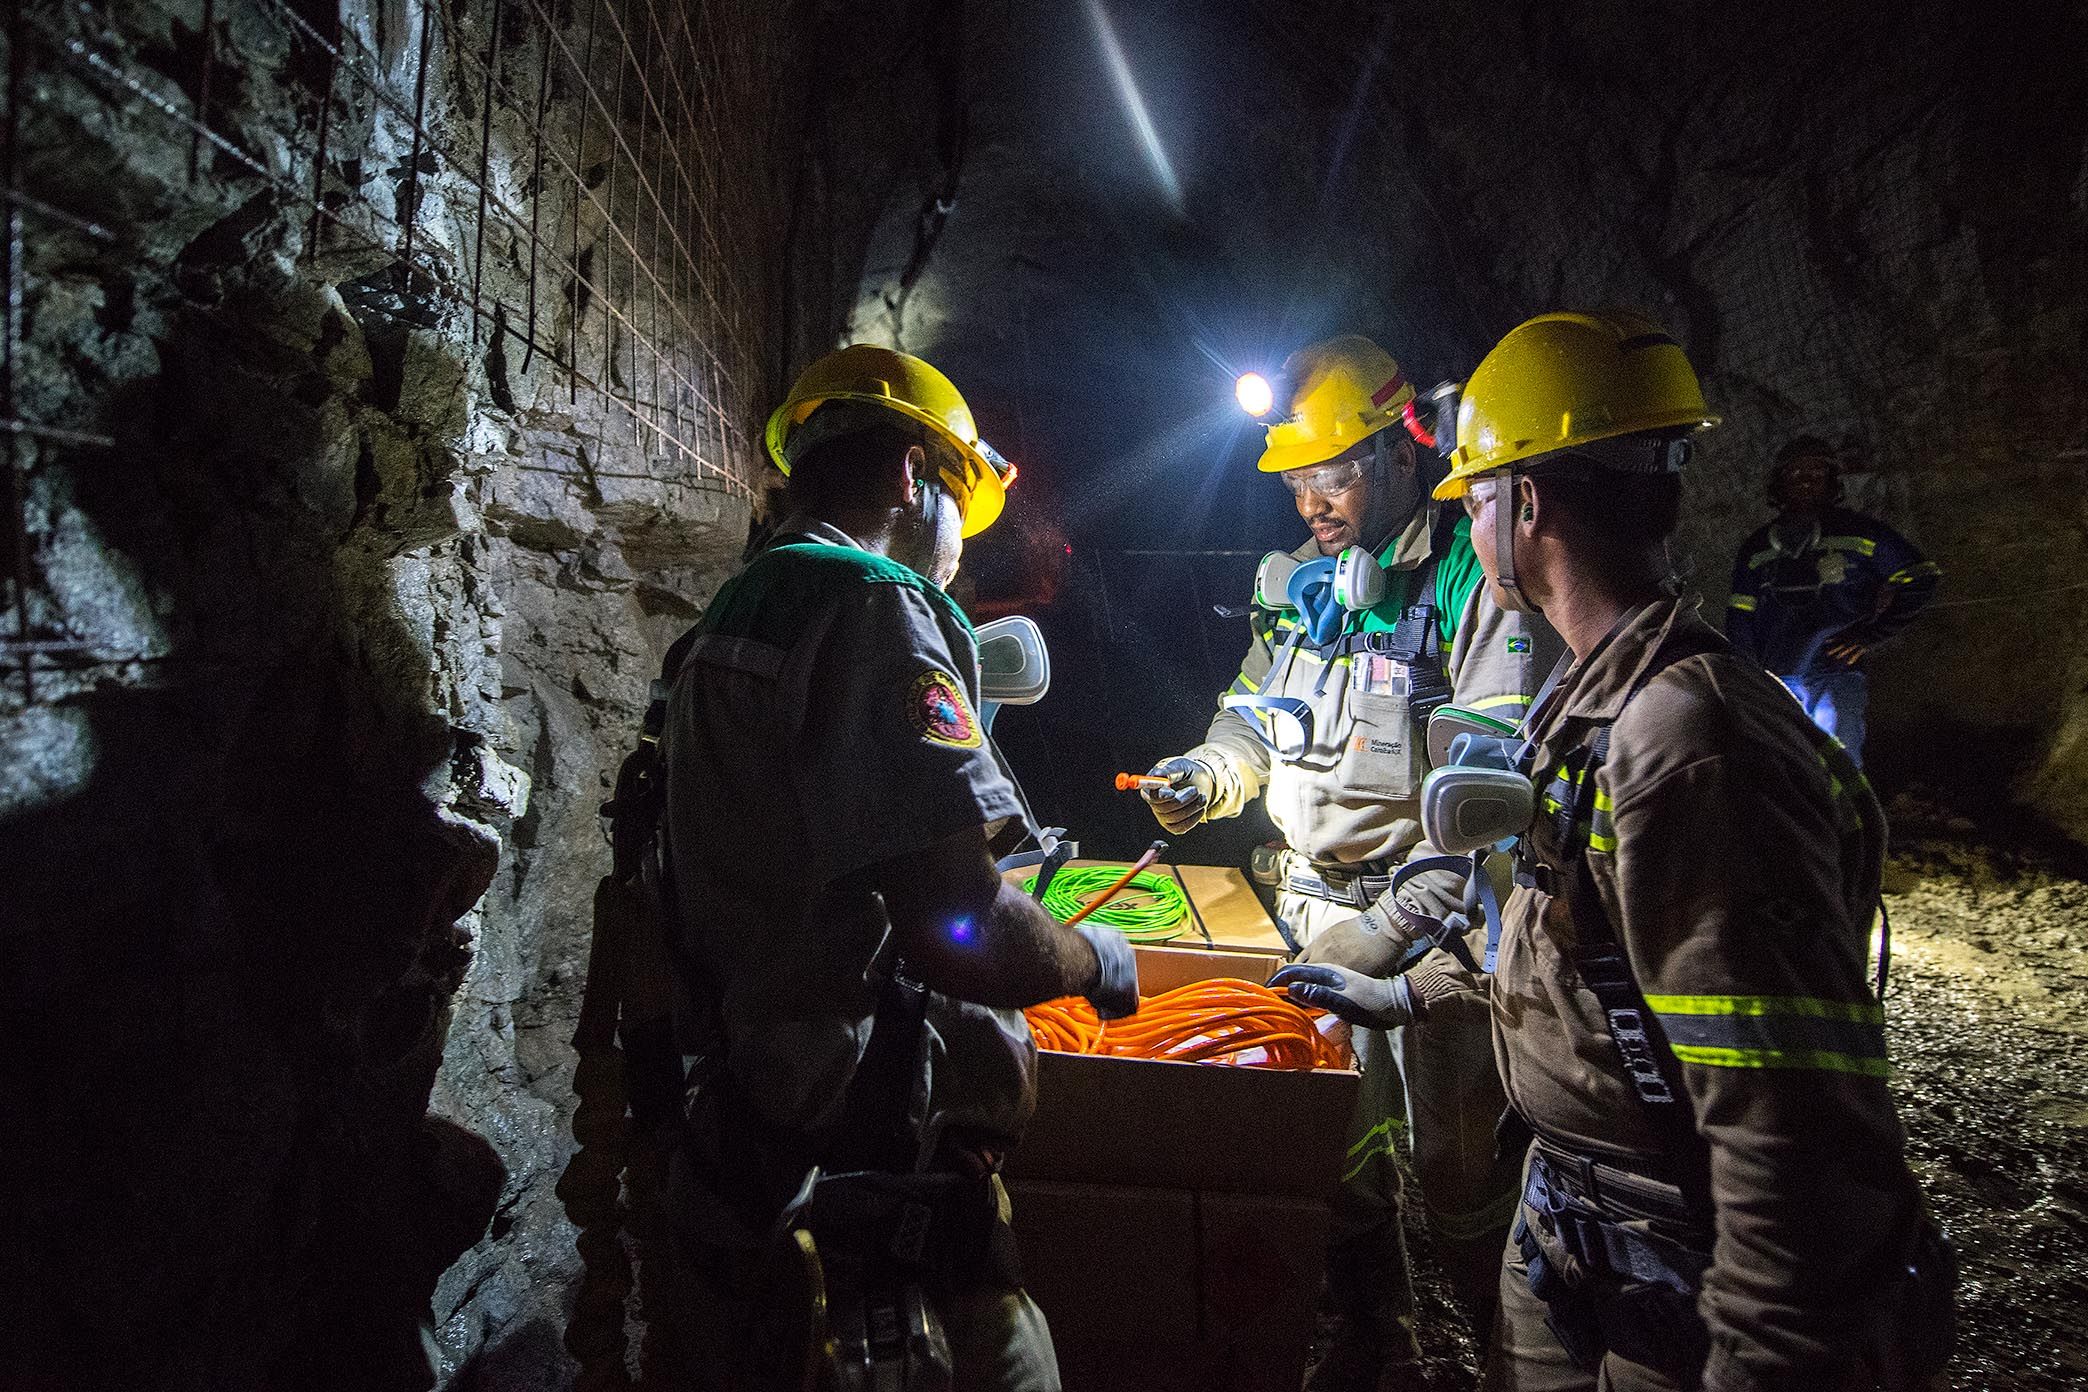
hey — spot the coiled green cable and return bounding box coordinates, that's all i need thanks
[1022,865,1191,944]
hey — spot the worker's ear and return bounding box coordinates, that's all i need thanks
[1391,432,1417,478]
[900,443,930,509]
[1517,474,1542,533]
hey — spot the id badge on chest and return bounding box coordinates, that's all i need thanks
[1345,654,1418,798]
[1352,653,1411,698]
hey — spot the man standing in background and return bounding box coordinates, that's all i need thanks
[1725,436,1941,763]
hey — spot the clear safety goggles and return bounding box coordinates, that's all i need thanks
[1459,474,1503,517]
[1280,457,1367,498]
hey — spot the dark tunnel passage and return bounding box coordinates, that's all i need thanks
[3,1,2087,1389]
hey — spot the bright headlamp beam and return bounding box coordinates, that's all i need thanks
[1236,372,1275,418]
[1087,0,1185,216]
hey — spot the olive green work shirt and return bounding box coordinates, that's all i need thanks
[661,520,1038,1153]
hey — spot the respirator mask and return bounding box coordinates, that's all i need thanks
[1418,704,1536,855]
[1218,544,1392,758]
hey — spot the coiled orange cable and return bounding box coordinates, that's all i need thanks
[1024,979,1348,1070]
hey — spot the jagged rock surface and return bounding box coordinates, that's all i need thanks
[2,1,930,1386]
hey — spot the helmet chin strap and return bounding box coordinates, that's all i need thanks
[1492,467,1537,613]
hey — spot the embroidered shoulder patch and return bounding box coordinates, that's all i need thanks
[909,669,982,749]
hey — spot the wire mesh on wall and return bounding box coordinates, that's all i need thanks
[1,0,781,697]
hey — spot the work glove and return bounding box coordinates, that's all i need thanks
[1298,902,1421,978]
[1075,922,1140,1020]
[1141,756,1216,835]
[1268,960,1470,1030]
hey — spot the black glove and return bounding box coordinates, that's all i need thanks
[1141,757,1216,835]
[1270,960,1472,1030]
[1076,923,1140,1020]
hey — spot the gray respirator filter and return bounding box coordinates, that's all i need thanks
[1419,705,1537,855]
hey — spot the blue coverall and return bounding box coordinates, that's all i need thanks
[1724,505,1940,764]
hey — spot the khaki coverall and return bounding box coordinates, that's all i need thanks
[1485,598,1933,1392]
[662,519,1059,1392]
[1191,507,1559,1349]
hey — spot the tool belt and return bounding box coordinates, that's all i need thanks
[1513,1142,1713,1378]
[1284,856,1393,909]
[806,1169,1019,1289]
[1515,1140,1956,1388]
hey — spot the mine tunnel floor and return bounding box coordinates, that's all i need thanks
[1388,793,2088,1391]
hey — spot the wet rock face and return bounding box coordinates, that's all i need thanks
[2,0,926,1385]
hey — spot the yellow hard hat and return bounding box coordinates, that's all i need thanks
[1255,335,1417,473]
[1434,310,1717,499]
[764,344,1014,536]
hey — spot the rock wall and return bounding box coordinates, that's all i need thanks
[0,0,935,1385]
[1351,0,2088,827]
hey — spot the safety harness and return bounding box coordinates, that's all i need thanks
[1235,512,1462,764]
[1498,623,1951,1385]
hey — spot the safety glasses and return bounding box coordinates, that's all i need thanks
[1280,457,1367,498]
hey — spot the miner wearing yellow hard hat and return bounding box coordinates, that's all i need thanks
[1308,311,1950,1389]
[1141,334,1562,1385]
[653,344,1133,1389]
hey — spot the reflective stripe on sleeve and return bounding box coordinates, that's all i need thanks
[1820,534,1878,557]
[1646,993,1889,1076]
[1727,594,1758,612]
[1888,560,1942,584]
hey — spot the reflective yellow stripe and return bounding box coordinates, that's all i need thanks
[1821,534,1877,557]
[1727,594,1758,612]
[1469,693,1532,712]
[1667,1044,1892,1077]
[1887,561,1942,584]
[1644,994,1884,1023]
[1587,830,1617,853]
[1231,669,1261,695]
[1343,1115,1405,1183]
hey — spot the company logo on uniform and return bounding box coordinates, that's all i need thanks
[1506,635,1532,654]
[909,669,982,749]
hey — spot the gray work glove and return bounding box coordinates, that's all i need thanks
[1141,756,1216,835]
[1075,922,1140,1020]
[1268,960,1471,1030]
[1297,903,1417,978]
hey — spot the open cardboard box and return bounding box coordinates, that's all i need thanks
[1004,944,1359,1390]
[1006,944,1356,1196]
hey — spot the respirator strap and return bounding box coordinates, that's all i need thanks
[1381,854,1486,975]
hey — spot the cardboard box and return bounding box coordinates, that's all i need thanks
[1004,945,1358,1389]
[1006,1181,1333,1392]
[1007,945,1355,1197]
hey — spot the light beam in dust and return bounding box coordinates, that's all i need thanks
[1087,0,1185,216]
